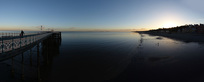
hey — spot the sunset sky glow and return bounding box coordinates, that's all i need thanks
[0,0,204,31]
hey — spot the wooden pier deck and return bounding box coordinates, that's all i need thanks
[0,31,61,61]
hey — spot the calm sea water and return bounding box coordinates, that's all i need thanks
[1,32,204,82]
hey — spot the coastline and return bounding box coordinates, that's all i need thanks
[134,31,204,43]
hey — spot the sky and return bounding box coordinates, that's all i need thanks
[0,0,204,31]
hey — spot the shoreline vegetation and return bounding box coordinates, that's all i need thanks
[134,23,204,43]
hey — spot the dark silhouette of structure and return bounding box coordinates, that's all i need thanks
[20,30,24,37]
[149,23,204,34]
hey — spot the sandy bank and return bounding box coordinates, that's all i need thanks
[135,31,204,43]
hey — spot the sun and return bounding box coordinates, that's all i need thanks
[162,22,178,28]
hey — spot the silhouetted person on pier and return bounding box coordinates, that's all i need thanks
[20,30,24,37]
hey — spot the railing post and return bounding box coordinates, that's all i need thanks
[33,35,35,43]
[20,35,21,48]
[31,36,32,43]
[2,33,4,54]
[30,36,32,44]
[12,34,14,51]
[25,36,27,46]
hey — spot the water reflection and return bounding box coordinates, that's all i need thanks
[135,33,145,62]
[1,32,204,82]
[109,32,204,82]
[40,36,61,82]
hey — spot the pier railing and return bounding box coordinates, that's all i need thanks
[0,32,53,54]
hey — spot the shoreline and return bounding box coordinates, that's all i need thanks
[134,31,204,43]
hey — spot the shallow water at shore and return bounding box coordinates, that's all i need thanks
[1,32,204,82]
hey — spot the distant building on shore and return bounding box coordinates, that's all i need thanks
[150,23,204,34]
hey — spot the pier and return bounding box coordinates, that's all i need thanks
[0,31,61,61]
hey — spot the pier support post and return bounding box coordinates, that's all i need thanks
[46,46,49,65]
[21,53,24,80]
[37,44,41,82]
[11,57,14,78]
[30,49,32,66]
